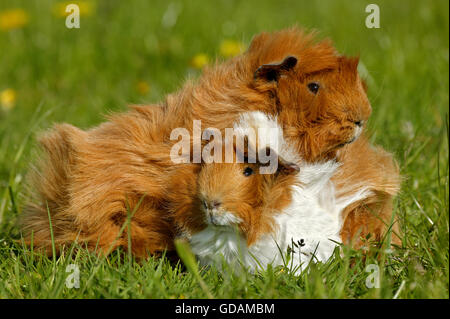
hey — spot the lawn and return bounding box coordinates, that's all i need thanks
[0,0,448,299]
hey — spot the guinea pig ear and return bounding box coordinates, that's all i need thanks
[277,156,300,175]
[254,56,298,83]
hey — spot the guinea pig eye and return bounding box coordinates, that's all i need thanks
[243,167,254,177]
[307,82,320,94]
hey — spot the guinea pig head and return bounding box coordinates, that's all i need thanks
[253,55,372,162]
[195,146,299,245]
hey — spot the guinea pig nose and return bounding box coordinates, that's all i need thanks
[354,120,363,127]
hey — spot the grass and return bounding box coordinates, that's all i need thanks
[0,0,448,299]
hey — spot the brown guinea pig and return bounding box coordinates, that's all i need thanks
[163,127,303,271]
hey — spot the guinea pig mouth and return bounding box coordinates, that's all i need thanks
[204,209,242,227]
[346,136,357,145]
[338,124,364,147]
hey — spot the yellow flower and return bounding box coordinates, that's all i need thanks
[0,9,29,31]
[219,40,244,58]
[179,294,185,299]
[190,53,209,69]
[0,88,17,111]
[136,81,150,95]
[52,1,95,18]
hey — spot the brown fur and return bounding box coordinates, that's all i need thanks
[22,108,181,257]
[155,27,400,247]
[333,136,401,247]
[20,26,400,257]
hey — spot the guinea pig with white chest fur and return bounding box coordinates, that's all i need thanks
[178,112,365,273]
[185,143,300,272]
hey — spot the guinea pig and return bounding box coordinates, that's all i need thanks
[183,144,301,272]
[179,112,364,273]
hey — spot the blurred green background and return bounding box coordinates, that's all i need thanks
[0,0,448,298]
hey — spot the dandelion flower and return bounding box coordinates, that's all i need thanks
[136,81,150,95]
[219,40,244,58]
[52,1,94,18]
[190,53,209,69]
[0,88,17,111]
[0,8,29,31]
